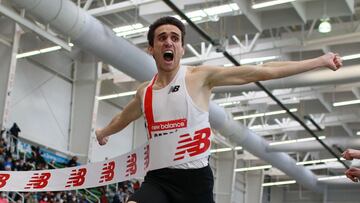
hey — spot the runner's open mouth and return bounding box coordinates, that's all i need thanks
[163,51,174,61]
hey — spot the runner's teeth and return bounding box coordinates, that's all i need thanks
[163,51,174,61]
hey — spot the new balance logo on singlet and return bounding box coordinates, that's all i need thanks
[168,85,180,94]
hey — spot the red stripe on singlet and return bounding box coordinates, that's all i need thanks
[144,75,157,139]
[143,74,187,139]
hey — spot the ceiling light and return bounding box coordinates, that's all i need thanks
[172,15,187,24]
[229,3,240,11]
[234,146,243,150]
[252,0,296,9]
[235,165,272,172]
[190,17,203,22]
[333,99,360,107]
[296,157,345,165]
[175,3,240,24]
[204,5,233,16]
[116,27,149,37]
[210,146,243,153]
[223,56,279,66]
[210,148,232,153]
[97,91,136,100]
[269,136,326,146]
[235,157,345,174]
[113,25,134,33]
[39,46,61,53]
[16,50,41,58]
[342,53,360,61]
[233,108,297,120]
[318,18,331,33]
[262,180,296,187]
[241,56,279,64]
[113,23,143,33]
[186,10,207,18]
[113,23,149,38]
[317,175,346,181]
[357,131,360,136]
[113,3,240,40]
[132,23,144,29]
[218,101,240,107]
[16,45,62,59]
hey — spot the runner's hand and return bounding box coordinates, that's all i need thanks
[342,149,360,160]
[96,129,108,145]
[320,52,342,71]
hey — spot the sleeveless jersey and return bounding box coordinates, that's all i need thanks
[142,66,211,169]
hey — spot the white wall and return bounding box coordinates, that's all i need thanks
[8,57,72,152]
[91,101,134,162]
[233,173,246,203]
[0,18,15,128]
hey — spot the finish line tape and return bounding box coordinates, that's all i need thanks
[0,124,211,192]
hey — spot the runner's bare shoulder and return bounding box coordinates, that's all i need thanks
[136,81,150,100]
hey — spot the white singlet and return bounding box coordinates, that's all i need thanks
[142,66,211,169]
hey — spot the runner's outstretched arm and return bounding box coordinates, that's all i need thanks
[196,52,342,88]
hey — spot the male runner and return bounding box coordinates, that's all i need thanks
[96,16,342,203]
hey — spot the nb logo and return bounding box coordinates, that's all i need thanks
[66,168,87,188]
[173,128,211,161]
[99,161,115,183]
[126,153,137,177]
[0,174,10,188]
[25,172,51,189]
[168,85,180,94]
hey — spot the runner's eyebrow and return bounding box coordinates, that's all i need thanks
[157,32,180,37]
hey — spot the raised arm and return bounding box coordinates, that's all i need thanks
[202,52,342,88]
[95,87,144,145]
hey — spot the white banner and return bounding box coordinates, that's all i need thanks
[0,124,211,191]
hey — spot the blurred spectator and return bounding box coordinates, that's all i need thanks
[0,193,8,203]
[132,180,140,191]
[9,123,21,138]
[0,149,5,171]
[0,129,4,138]
[9,123,20,153]
[100,187,108,203]
[24,193,36,203]
[13,159,21,171]
[116,187,127,203]
[66,191,76,202]
[67,156,78,167]
[0,138,6,148]
[30,146,46,167]
[112,193,121,203]
[4,157,12,171]
[39,195,49,203]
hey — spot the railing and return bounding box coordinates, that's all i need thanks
[6,133,86,159]
[5,191,24,203]
[83,189,101,203]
